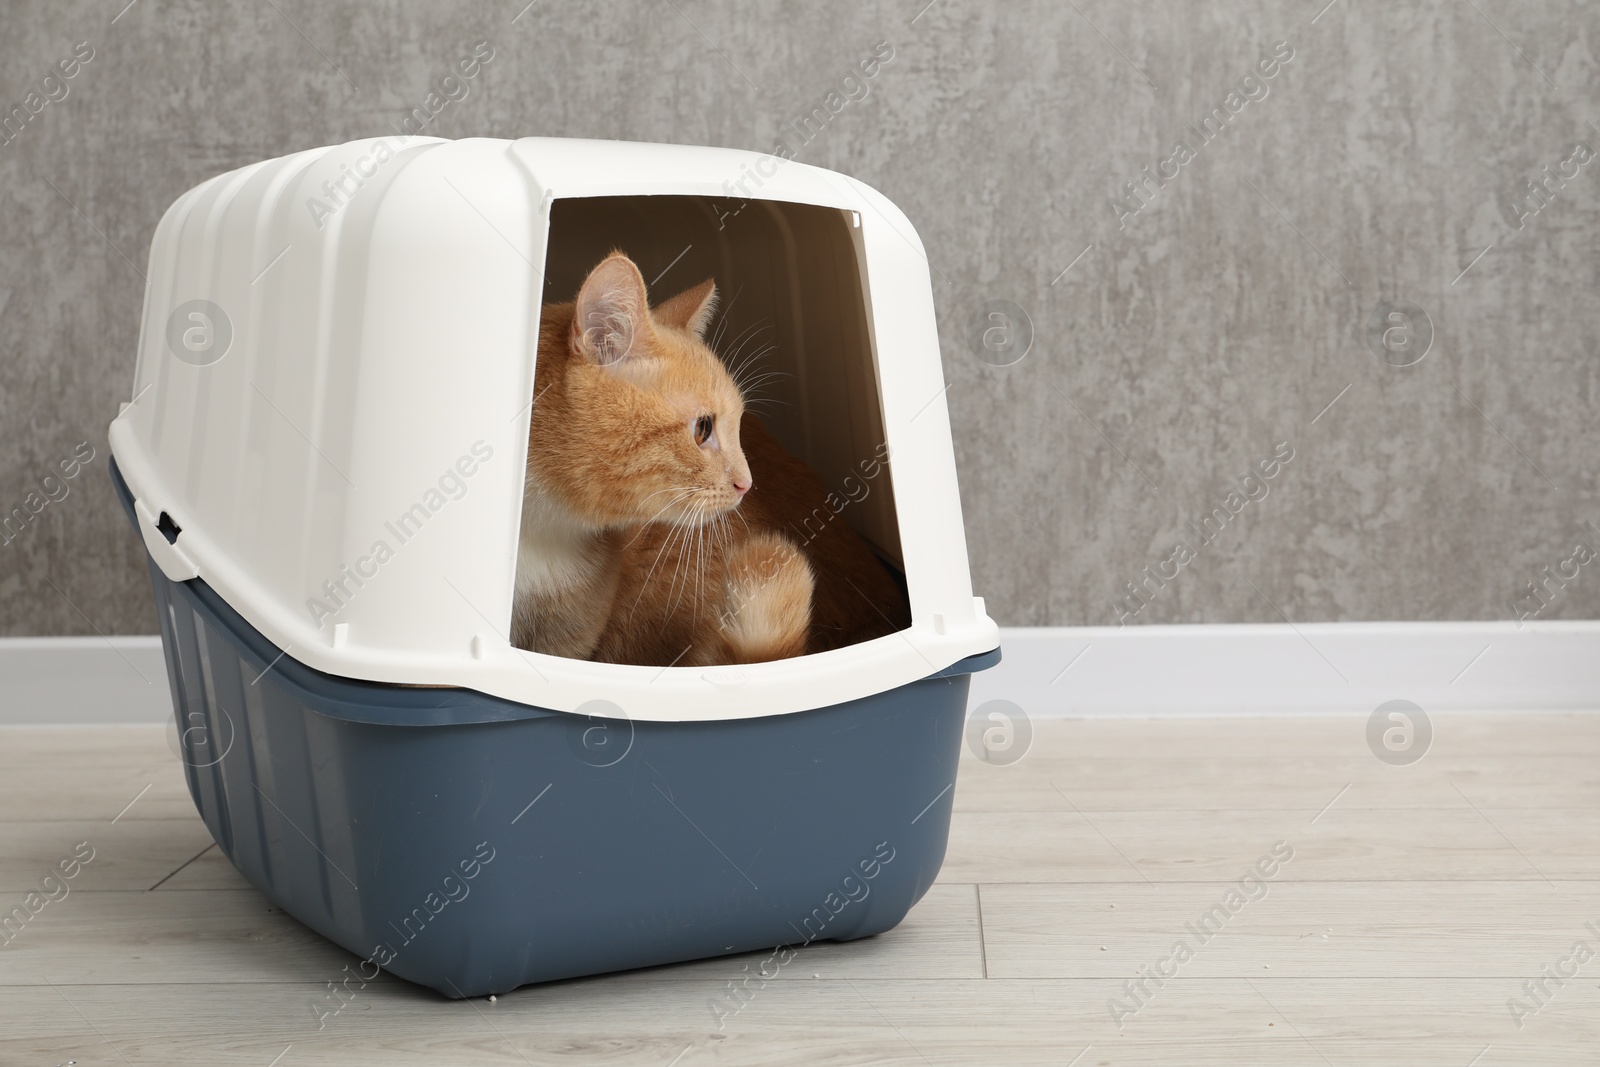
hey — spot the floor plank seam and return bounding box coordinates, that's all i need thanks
[147,842,216,892]
[974,884,989,980]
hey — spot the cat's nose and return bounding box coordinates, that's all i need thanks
[732,476,751,496]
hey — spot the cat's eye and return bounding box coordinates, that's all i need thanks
[693,415,715,446]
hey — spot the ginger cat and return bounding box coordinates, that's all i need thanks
[512,252,909,667]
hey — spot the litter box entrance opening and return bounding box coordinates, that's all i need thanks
[525,193,908,660]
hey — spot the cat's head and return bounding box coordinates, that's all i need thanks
[531,252,751,529]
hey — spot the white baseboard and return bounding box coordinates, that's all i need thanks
[0,636,172,725]
[968,622,1600,716]
[1,623,1596,725]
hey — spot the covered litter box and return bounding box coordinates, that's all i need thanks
[108,136,999,997]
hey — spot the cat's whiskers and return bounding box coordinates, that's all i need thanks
[706,283,747,352]
[725,341,790,415]
[733,366,791,412]
[661,502,700,618]
[621,487,702,550]
[736,367,787,388]
[626,510,691,623]
[717,318,768,367]
[723,328,775,388]
[701,506,730,609]
[711,316,795,421]
[729,337,775,373]
[691,505,707,626]
[709,513,732,627]
[735,366,786,393]
[707,508,745,629]
[628,485,734,623]
[641,489,722,622]
[718,327,775,399]
[636,483,703,507]
[638,506,696,595]
[686,497,724,624]
[686,497,712,619]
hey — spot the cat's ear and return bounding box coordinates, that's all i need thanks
[653,278,719,340]
[572,254,649,366]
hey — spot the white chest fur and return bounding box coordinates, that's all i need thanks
[515,486,605,603]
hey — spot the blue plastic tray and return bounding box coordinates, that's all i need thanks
[112,457,998,997]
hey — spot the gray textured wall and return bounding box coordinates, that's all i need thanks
[1,0,1596,636]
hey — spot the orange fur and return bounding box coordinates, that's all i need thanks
[512,252,909,666]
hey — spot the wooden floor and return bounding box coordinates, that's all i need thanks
[3,715,1598,1065]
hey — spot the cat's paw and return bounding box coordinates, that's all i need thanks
[718,533,814,662]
